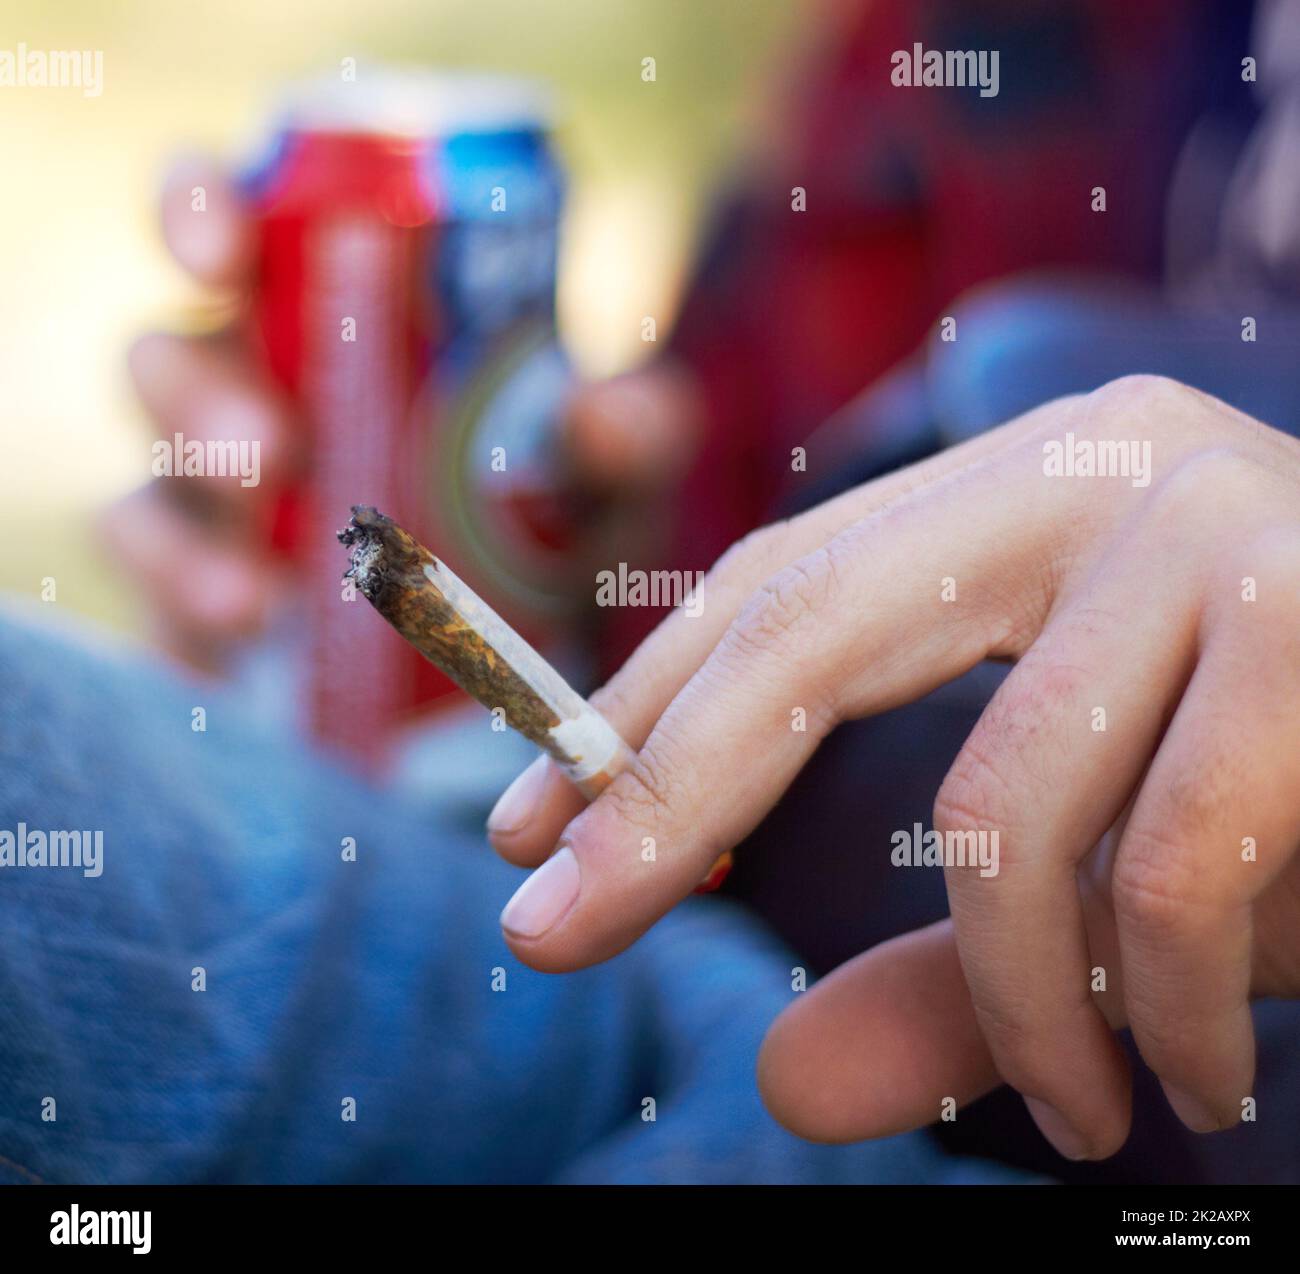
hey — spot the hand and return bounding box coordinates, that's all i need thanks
[487,375,1300,1160]
[101,155,288,674]
[104,156,701,673]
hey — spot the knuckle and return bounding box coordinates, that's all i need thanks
[1085,373,1202,425]
[1077,374,1225,465]
[1157,445,1265,507]
[1112,864,1184,936]
[1222,525,1300,617]
[1111,824,1207,933]
[604,738,687,829]
[934,735,1016,838]
[730,545,840,655]
[994,651,1087,735]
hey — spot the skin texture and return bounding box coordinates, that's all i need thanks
[110,159,1300,1165]
[487,374,1300,1162]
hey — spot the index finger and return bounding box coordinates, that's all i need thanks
[499,433,1072,970]
[488,396,1078,865]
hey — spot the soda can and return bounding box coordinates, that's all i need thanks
[242,68,575,762]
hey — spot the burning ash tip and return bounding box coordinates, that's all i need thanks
[337,505,390,546]
[338,506,394,600]
[337,505,427,601]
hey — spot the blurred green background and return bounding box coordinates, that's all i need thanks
[0,0,797,634]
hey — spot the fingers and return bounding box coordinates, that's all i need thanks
[99,483,277,671]
[494,376,1300,1157]
[159,154,256,288]
[499,440,1068,970]
[759,857,1144,1144]
[760,842,1146,1145]
[486,754,582,858]
[758,921,1002,1143]
[112,156,284,670]
[934,526,1203,1159]
[128,329,295,502]
[146,153,280,500]
[1111,533,1300,1133]
[761,882,1134,1146]
[489,397,1077,866]
[489,374,1300,1159]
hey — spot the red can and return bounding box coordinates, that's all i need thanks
[243,70,573,762]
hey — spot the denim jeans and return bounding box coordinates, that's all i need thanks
[0,602,1025,1184]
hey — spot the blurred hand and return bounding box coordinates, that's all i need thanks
[487,374,1300,1161]
[101,155,287,674]
[104,155,701,673]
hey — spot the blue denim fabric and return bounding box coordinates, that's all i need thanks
[0,603,1026,1185]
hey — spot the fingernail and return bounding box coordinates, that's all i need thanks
[487,757,548,835]
[1024,1097,1093,1161]
[501,846,580,939]
[1161,1083,1222,1133]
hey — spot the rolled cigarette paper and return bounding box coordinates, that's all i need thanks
[338,506,734,891]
